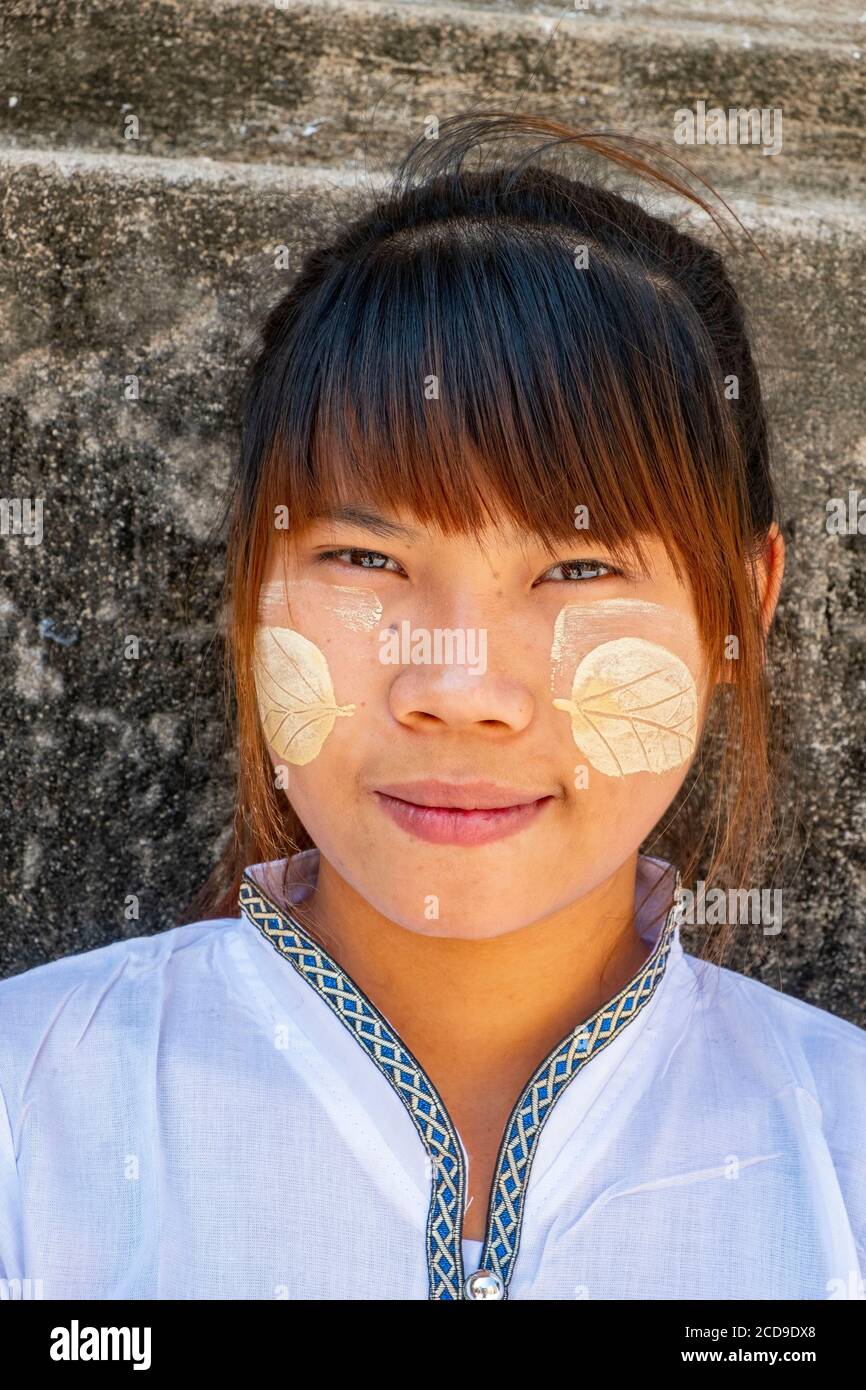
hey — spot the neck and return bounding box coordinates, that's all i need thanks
[302,852,651,1101]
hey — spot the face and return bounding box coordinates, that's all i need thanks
[254,505,717,938]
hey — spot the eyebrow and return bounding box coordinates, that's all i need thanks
[310,505,422,543]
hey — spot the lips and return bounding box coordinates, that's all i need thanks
[375,779,547,809]
[373,780,553,846]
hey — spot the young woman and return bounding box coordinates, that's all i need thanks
[1,113,864,1303]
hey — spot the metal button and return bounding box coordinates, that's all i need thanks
[464,1267,505,1300]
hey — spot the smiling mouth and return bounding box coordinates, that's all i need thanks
[373,781,554,846]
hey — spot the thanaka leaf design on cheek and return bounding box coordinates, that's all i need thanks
[552,637,698,777]
[254,625,356,766]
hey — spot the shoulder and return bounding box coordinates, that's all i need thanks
[0,915,243,1010]
[682,947,866,1143]
[0,918,242,1109]
[691,949,866,1050]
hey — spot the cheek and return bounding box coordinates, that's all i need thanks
[255,580,383,768]
[564,760,692,857]
[552,635,699,780]
[254,624,358,767]
[258,578,383,632]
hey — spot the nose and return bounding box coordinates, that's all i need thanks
[388,664,535,736]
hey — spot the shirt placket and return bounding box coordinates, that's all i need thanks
[238,870,682,1300]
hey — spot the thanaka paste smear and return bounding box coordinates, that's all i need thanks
[257,579,383,632]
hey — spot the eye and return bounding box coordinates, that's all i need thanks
[315,547,405,574]
[536,558,620,583]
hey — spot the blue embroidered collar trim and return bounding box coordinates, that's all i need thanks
[238,865,682,1300]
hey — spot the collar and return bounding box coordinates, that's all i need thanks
[238,850,683,1301]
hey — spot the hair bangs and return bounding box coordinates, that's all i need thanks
[258,217,741,588]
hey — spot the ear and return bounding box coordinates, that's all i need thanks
[717,523,785,684]
[756,522,786,641]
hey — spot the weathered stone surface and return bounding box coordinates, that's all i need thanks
[0,0,862,196]
[0,153,358,975]
[0,5,863,1025]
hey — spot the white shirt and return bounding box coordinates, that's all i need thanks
[1,848,864,1301]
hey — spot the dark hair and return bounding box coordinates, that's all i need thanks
[188,110,795,968]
